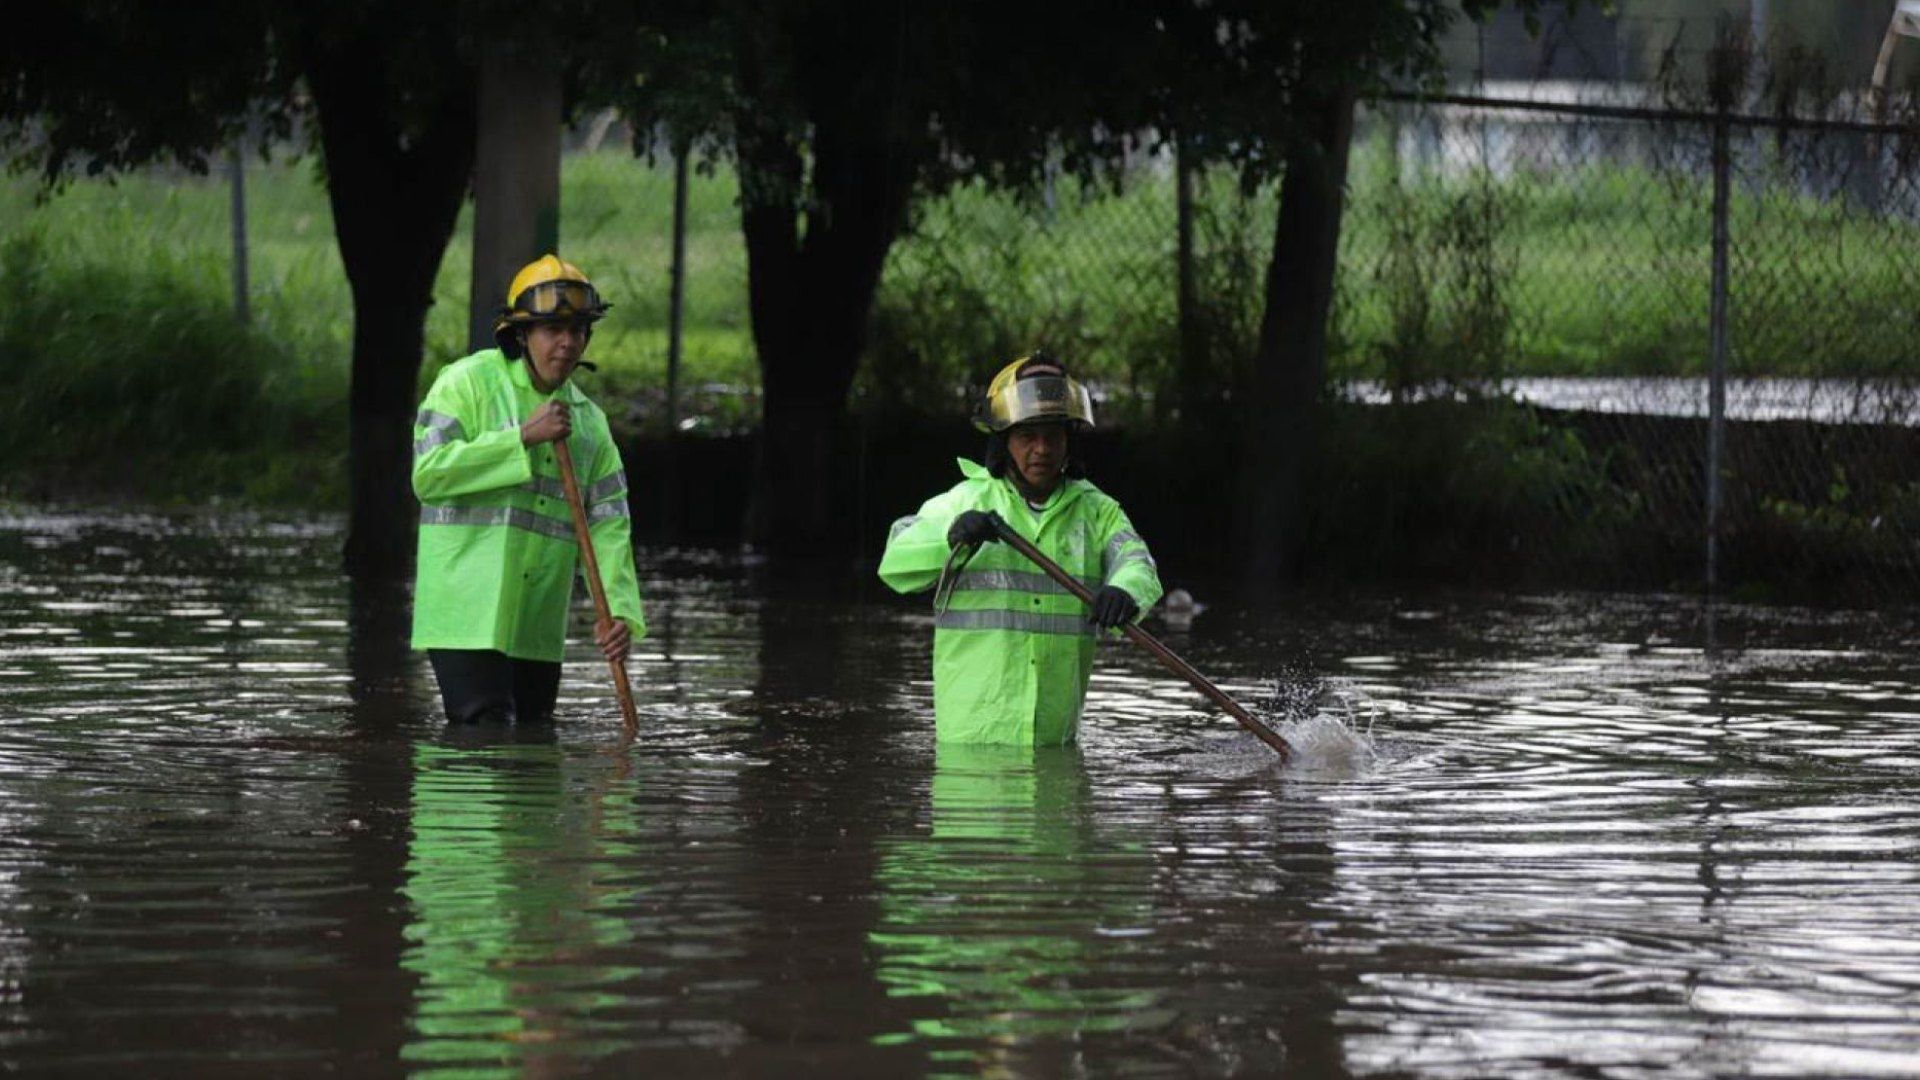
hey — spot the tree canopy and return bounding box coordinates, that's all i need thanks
[1,3,285,181]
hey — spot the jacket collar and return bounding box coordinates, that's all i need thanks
[955,457,1084,515]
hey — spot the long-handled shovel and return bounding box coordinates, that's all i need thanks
[553,438,640,739]
[990,517,1292,762]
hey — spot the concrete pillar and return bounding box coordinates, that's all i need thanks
[468,44,562,353]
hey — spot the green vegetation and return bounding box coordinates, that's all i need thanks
[1300,398,1645,582]
[7,140,1919,505]
[1336,131,1920,383]
[0,152,760,503]
[0,221,346,503]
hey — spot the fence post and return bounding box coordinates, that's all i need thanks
[1175,133,1200,421]
[667,138,690,437]
[227,146,249,326]
[661,137,691,540]
[1706,112,1731,594]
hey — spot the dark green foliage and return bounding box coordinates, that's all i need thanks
[1309,398,1642,582]
[0,232,343,503]
[0,3,289,182]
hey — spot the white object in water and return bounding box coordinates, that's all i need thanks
[1159,588,1205,631]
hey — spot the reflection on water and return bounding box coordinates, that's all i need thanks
[2,509,1920,1075]
[403,740,637,1073]
[871,744,1166,1071]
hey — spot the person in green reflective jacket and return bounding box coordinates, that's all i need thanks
[878,354,1163,745]
[411,255,645,724]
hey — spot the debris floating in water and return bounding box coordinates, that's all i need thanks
[1157,588,1206,631]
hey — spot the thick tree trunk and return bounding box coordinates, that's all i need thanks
[300,37,476,580]
[1237,88,1357,591]
[468,48,561,352]
[737,116,917,559]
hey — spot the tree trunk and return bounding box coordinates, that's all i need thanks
[1237,88,1357,591]
[468,47,561,352]
[737,115,917,560]
[299,36,476,580]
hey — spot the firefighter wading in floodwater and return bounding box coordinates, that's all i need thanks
[880,355,1164,745]
[410,255,645,724]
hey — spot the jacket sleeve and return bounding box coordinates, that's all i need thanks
[411,369,533,501]
[878,485,970,595]
[581,421,646,641]
[1098,500,1163,621]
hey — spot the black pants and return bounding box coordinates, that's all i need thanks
[428,649,561,724]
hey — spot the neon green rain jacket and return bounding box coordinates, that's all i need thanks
[410,350,645,662]
[878,459,1163,745]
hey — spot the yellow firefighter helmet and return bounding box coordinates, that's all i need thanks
[974,353,1095,433]
[492,254,611,359]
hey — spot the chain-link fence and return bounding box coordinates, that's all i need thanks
[870,164,1187,420]
[868,84,1920,601]
[1335,89,1920,601]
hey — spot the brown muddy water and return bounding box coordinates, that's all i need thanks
[2,509,1919,1077]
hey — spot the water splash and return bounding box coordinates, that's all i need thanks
[1254,672,1380,776]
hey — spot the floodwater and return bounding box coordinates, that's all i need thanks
[3,510,1919,1077]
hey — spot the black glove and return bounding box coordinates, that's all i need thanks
[1088,585,1139,630]
[947,509,1004,549]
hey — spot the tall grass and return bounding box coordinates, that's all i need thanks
[0,223,346,503]
[1336,130,1920,381]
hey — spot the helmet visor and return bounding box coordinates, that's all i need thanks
[983,375,1094,432]
[512,280,607,320]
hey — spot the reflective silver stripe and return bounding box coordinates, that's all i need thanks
[413,431,456,456]
[1105,550,1157,581]
[412,411,467,457]
[585,470,628,504]
[950,569,1098,595]
[1103,530,1156,575]
[521,475,567,500]
[415,409,463,434]
[933,609,1095,637]
[418,504,574,542]
[888,515,920,542]
[508,475,620,505]
[588,498,630,521]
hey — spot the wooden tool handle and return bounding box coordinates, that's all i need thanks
[989,517,1292,762]
[554,437,640,738]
